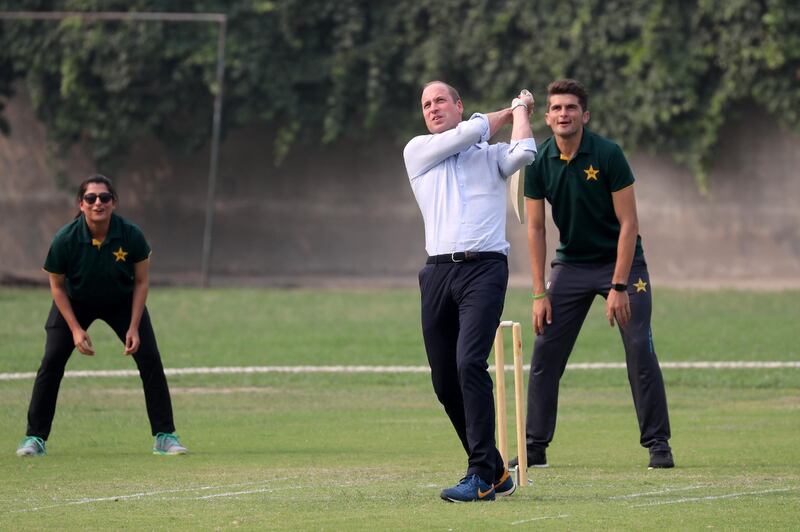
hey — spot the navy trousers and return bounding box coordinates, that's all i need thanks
[26,300,176,439]
[419,257,509,484]
[526,256,672,453]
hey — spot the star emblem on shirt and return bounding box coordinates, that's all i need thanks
[113,247,128,262]
[584,165,599,181]
[634,278,648,292]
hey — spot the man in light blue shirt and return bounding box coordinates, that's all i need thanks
[403,81,536,502]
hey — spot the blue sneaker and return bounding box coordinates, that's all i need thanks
[494,469,516,497]
[440,474,495,502]
[16,436,46,457]
[153,433,188,455]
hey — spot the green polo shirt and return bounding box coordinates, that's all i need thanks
[43,214,151,305]
[524,128,643,263]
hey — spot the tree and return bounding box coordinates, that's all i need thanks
[1,0,798,188]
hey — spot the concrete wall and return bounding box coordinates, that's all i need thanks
[2,89,799,288]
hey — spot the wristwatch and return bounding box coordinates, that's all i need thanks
[612,283,627,292]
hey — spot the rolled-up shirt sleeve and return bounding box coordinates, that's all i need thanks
[404,114,491,179]
[496,137,537,178]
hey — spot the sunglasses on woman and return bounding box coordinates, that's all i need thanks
[83,193,114,204]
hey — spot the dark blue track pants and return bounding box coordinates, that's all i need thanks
[526,256,672,453]
[26,300,176,439]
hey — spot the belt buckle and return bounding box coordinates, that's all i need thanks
[451,252,465,263]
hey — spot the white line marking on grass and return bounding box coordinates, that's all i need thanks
[12,481,284,513]
[512,514,570,525]
[1,361,798,381]
[16,489,188,512]
[12,475,395,511]
[192,486,305,499]
[568,361,800,370]
[630,487,797,507]
[610,484,709,499]
[659,361,800,369]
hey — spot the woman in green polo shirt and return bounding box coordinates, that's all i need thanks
[16,174,188,457]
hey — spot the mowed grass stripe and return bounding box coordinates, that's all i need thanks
[11,477,798,517]
[1,360,799,381]
[2,289,797,528]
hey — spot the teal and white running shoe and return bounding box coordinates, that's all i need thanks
[153,433,188,455]
[16,436,46,457]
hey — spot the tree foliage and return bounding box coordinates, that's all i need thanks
[1,0,798,187]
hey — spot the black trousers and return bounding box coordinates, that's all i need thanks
[26,300,176,439]
[526,256,672,453]
[419,257,508,484]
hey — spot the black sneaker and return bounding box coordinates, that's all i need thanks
[509,448,548,469]
[648,450,675,469]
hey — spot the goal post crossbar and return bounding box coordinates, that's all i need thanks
[0,10,227,287]
[0,11,225,23]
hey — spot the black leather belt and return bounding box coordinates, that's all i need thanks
[426,251,507,264]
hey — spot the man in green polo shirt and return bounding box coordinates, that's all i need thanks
[511,79,674,470]
[15,174,187,457]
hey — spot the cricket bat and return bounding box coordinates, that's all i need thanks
[508,89,532,224]
[509,167,525,224]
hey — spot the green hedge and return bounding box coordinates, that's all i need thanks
[1,0,798,188]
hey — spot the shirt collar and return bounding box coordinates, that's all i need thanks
[546,128,594,159]
[78,214,122,244]
[577,128,594,154]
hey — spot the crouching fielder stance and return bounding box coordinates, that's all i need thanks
[16,174,187,457]
[403,81,537,502]
[510,79,673,471]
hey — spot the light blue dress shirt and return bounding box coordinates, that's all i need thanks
[404,113,537,256]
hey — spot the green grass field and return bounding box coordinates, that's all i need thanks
[1,287,798,530]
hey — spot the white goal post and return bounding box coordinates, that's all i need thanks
[0,10,227,287]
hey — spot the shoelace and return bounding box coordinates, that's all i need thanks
[21,436,45,452]
[155,432,180,448]
[457,475,479,486]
